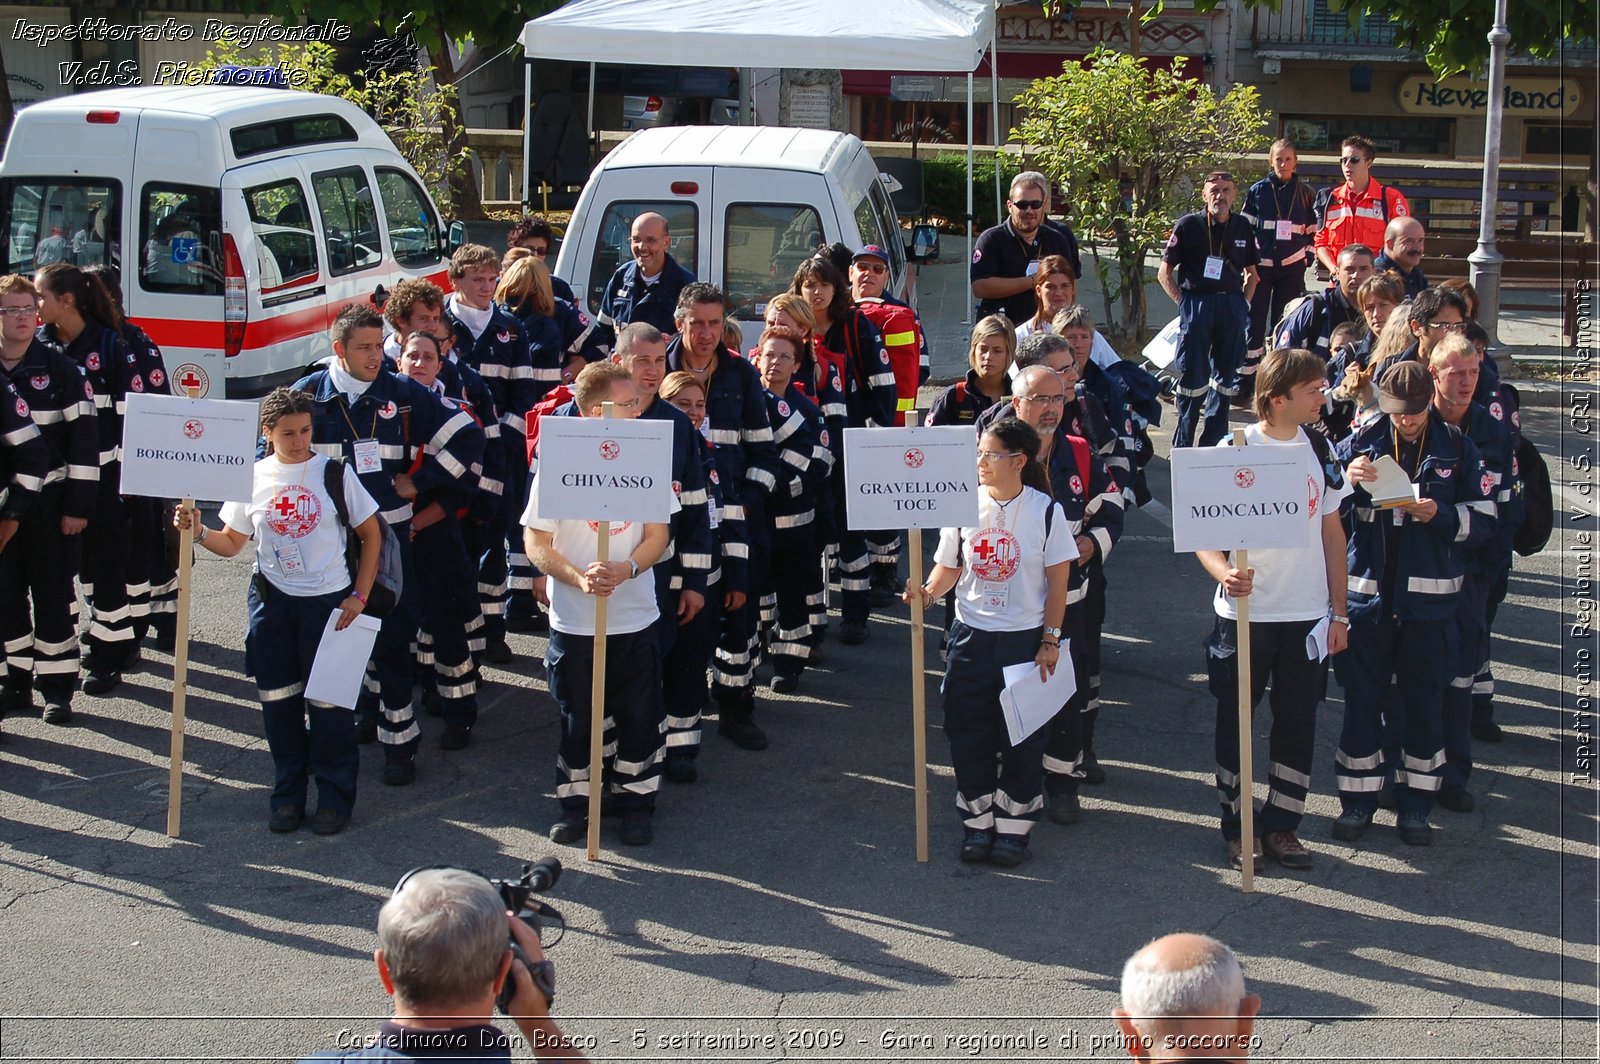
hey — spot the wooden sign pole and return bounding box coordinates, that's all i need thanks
[907,409,930,863]
[1232,427,1255,892]
[586,401,615,860]
[165,383,202,838]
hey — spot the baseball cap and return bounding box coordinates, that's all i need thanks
[1378,360,1433,416]
[853,244,889,263]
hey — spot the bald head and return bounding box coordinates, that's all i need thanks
[630,212,671,275]
[1111,934,1260,1061]
[1384,216,1426,271]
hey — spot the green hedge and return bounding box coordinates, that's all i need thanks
[921,152,1021,232]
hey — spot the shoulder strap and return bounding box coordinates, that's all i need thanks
[1043,492,1056,539]
[1377,183,1393,221]
[1066,433,1092,496]
[323,457,353,529]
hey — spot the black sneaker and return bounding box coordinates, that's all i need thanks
[1471,718,1504,743]
[664,758,698,784]
[439,724,472,751]
[1436,785,1475,813]
[620,810,653,846]
[42,701,73,726]
[383,759,416,786]
[1397,816,1433,846]
[1331,808,1374,842]
[354,718,378,744]
[719,716,769,751]
[483,637,514,665]
[959,830,993,863]
[310,808,349,835]
[549,814,586,845]
[839,621,868,645]
[1047,792,1082,825]
[82,668,121,697]
[988,836,1031,867]
[268,806,303,833]
[770,674,799,694]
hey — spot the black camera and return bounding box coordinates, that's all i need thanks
[491,860,565,1014]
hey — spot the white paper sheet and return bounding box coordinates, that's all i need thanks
[998,641,1077,746]
[1306,615,1331,662]
[1366,455,1422,508]
[304,610,382,709]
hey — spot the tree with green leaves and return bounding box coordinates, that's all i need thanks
[217,2,561,219]
[1011,47,1271,346]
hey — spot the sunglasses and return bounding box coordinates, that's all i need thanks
[1011,199,1044,211]
[1340,156,1369,165]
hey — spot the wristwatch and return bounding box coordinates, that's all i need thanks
[1331,614,1349,625]
[1043,625,1062,639]
[627,558,640,579]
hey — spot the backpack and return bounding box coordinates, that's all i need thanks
[1513,436,1553,557]
[323,457,404,617]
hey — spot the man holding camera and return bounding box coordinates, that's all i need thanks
[303,867,587,1063]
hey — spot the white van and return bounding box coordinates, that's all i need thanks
[0,86,450,396]
[553,126,915,348]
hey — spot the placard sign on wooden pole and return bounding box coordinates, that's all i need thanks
[119,391,258,839]
[844,422,978,862]
[1170,437,1310,891]
[535,413,674,860]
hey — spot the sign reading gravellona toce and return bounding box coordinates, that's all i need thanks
[1398,75,1582,118]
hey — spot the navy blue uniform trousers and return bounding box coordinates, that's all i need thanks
[1174,290,1248,449]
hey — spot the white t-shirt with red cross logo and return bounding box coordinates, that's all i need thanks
[220,454,380,597]
[1211,424,1352,623]
[934,486,1075,631]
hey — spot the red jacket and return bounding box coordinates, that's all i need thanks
[1314,180,1410,264]
[523,383,575,464]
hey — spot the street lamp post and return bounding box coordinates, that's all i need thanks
[1468,0,1511,364]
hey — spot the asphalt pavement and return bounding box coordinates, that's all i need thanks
[1,271,1596,1061]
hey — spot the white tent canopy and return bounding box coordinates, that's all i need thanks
[519,0,993,72]
[519,0,1000,290]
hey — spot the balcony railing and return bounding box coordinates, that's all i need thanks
[1252,0,1402,49]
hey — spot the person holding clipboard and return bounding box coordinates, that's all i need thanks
[174,388,383,836]
[905,418,1073,868]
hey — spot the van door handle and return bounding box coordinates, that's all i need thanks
[371,283,389,308]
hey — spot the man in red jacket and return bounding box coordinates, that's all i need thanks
[1313,135,1411,275]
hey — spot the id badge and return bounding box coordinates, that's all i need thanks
[1203,255,1225,281]
[707,499,721,530]
[274,541,306,575]
[1275,219,1294,242]
[1392,508,1405,526]
[353,438,382,475]
[1025,260,1040,277]
[981,581,1010,611]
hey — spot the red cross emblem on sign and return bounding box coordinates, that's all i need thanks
[1234,468,1256,489]
[183,419,204,440]
[599,440,620,461]
[904,448,924,468]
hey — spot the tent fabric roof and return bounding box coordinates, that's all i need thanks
[520,0,994,72]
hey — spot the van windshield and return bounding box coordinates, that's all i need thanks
[138,184,224,296]
[0,178,121,274]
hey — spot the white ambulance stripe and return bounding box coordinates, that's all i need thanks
[1407,575,1463,595]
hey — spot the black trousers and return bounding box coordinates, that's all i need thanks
[0,487,82,705]
[547,626,664,814]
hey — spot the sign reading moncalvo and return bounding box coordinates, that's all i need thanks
[844,425,979,530]
[536,415,674,523]
[1169,445,1308,554]
[119,393,256,502]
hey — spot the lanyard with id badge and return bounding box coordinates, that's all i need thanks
[340,397,385,475]
[1203,216,1231,282]
[970,493,1022,613]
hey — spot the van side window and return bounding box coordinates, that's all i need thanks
[374,169,442,268]
[723,203,822,321]
[866,179,907,283]
[231,115,358,159]
[244,179,319,290]
[0,179,120,274]
[138,184,223,296]
[311,168,383,275]
[586,201,697,313]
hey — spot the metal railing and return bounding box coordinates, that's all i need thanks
[1252,0,1401,48]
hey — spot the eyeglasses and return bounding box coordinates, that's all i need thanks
[855,262,887,274]
[613,397,642,410]
[1340,156,1368,165]
[976,449,1022,464]
[1018,393,1066,405]
[760,350,797,364]
[1425,320,1469,333]
[1011,199,1044,211]
[0,306,38,317]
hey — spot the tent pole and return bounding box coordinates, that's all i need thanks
[521,56,533,212]
[587,62,596,143]
[991,26,1001,225]
[965,71,973,326]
